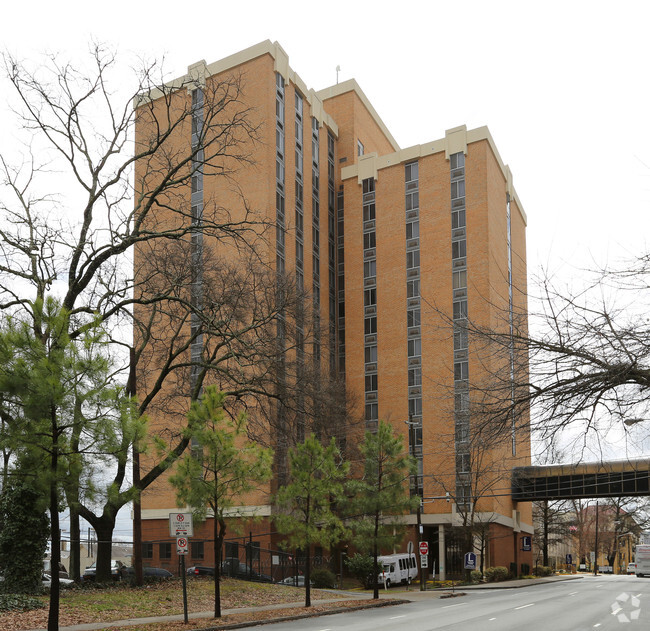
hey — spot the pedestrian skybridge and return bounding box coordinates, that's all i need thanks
[511,458,650,501]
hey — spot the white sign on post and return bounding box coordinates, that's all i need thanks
[420,554,428,568]
[176,537,189,555]
[169,512,194,537]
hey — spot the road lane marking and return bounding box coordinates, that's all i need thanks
[442,603,467,609]
[593,624,601,628]
[611,607,621,615]
[489,618,496,621]
[389,616,406,620]
[569,591,578,596]
[514,603,535,610]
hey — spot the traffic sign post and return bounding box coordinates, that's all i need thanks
[169,515,192,623]
[418,541,429,591]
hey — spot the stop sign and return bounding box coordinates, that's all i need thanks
[419,541,429,555]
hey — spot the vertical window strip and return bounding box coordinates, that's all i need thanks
[311,118,321,363]
[450,151,470,506]
[404,162,423,496]
[327,131,337,374]
[189,88,204,397]
[363,177,378,430]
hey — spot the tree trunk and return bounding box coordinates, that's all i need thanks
[93,517,117,582]
[542,501,549,567]
[47,411,60,631]
[213,512,226,618]
[304,545,312,608]
[69,506,81,581]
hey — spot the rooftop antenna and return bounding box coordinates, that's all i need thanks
[336,65,341,84]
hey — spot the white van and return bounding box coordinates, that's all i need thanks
[377,553,418,588]
[634,544,650,577]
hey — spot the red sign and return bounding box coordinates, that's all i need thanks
[419,541,429,555]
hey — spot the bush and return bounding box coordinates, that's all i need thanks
[484,566,509,582]
[470,570,483,584]
[311,567,337,588]
[344,553,375,588]
[532,565,554,577]
[0,593,45,612]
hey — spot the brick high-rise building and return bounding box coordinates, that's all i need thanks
[134,40,532,578]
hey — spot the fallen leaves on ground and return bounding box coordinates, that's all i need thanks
[0,579,392,631]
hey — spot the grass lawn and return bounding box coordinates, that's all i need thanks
[0,578,380,631]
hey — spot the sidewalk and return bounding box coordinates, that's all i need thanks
[28,576,584,631]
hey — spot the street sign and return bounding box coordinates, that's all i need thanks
[169,512,194,537]
[521,535,532,551]
[419,541,429,556]
[176,537,189,555]
[420,554,428,568]
[464,552,476,570]
[407,541,414,556]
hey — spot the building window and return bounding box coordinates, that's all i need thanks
[408,367,422,386]
[365,374,378,392]
[451,152,465,169]
[364,288,376,306]
[405,191,419,211]
[456,453,470,473]
[364,260,376,279]
[407,338,421,357]
[407,308,420,328]
[454,326,468,351]
[142,543,153,559]
[159,543,172,559]
[363,178,375,194]
[406,220,419,240]
[363,231,376,250]
[363,203,376,222]
[454,361,469,381]
[409,397,422,416]
[364,316,377,335]
[407,279,420,298]
[365,402,378,421]
[365,345,377,363]
[357,139,364,156]
[405,161,419,183]
[406,250,420,270]
[452,270,467,290]
[453,300,467,320]
[455,391,469,411]
[452,239,466,259]
[452,208,466,229]
[451,180,465,200]
[191,542,204,559]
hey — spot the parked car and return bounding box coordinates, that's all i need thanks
[42,574,74,588]
[44,560,69,579]
[82,560,126,581]
[627,563,637,574]
[186,565,215,576]
[220,557,273,583]
[278,575,312,587]
[121,566,173,579]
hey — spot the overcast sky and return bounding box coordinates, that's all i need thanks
[2,1,650,536]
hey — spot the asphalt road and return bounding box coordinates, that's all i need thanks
[262,575,650,631]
